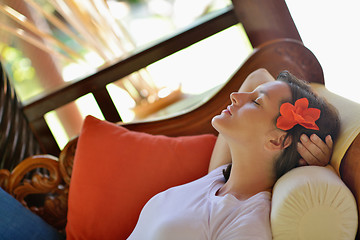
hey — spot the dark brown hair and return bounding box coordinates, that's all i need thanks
[273,71,340,179]
[223,71,340,181]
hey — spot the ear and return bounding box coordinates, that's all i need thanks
[265,131,292,151]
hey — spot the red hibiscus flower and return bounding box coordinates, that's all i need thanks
[276,98,321,131]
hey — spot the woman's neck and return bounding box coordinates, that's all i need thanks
[216,144,275,200]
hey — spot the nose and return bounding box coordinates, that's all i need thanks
[230,92,249,105]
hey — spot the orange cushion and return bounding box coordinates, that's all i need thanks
[66,116,217,240]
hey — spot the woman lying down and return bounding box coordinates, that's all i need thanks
[127,69,340,239]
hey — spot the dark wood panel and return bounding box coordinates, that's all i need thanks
[340,134,360,239]
[231,0,302,47]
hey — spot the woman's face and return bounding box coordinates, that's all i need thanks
[212,81,291,143]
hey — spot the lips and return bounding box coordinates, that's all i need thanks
[221,105,232,116]
[227,106,232,115]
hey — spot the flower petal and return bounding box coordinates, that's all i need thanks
[299,122,319,130]
[276,116,297,131]
[295,98,309,109]
[304,108,321,121]
[276,98,321,131]
[280,103,295,118]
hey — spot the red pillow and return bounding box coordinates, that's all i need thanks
[66,116,217,240]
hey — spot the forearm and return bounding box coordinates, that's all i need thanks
[208,134,231,172]
[238,68,275,93]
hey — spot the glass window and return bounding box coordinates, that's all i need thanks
[1,0,232,101]
[107,24,252,122]
[1,0,253,150]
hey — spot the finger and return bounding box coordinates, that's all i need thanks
[299,135,325,165]
[308,134,333,165]
[309,134,331,156]
[298,158,308,166]
[325,135,333,149]
[297,141,322,166]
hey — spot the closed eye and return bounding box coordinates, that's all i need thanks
[252,100,260,106]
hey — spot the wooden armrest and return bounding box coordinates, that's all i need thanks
[0,137,77,230]
[58,137,78,186]
[0,154,65,229]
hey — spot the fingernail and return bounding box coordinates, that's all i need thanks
[299,159,307,166]
[301,134,308,142]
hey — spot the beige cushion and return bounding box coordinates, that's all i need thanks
[271,165,357,240]
[271,84,360,239]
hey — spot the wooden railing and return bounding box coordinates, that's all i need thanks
[21,0,302,156]
[23,6,238,155]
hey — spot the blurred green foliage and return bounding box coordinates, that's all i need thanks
[0,43,43,102]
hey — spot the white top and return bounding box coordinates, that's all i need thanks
[127,165,272,240]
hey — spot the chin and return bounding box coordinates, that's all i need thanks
[211,115,221,132]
